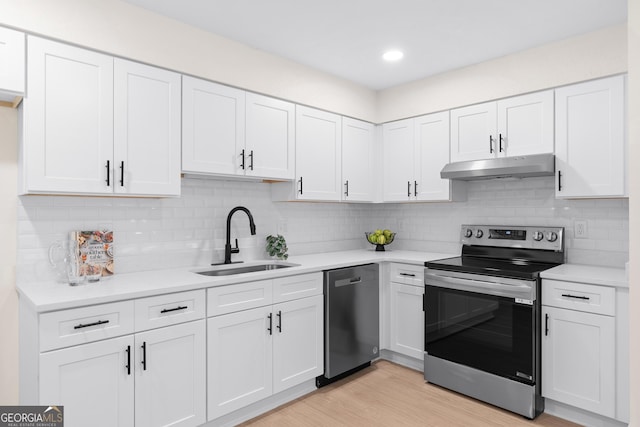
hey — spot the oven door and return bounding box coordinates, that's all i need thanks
[424,269,538,384]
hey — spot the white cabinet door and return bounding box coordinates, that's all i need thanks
[39,335,134,427]
[414,111,451,201]
[207,306,273,420]
[450,101,497,162]
[135,321,206,427]
[295,105,342,201]
[497,90,554,157]
[182,76,245,176]
[23,36,114,195]
[542,306,616,418]
[245,93,294,180]
[382,119,414,202]
[114,59,181,196]
[0,26,25,99]
[342,117,374,202]
[273,295,324,393]
[555,76,626,198]
[389,282,424,360]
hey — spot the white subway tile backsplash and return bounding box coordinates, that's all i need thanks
[16,176,629,283]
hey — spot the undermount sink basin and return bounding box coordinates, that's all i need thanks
[194,262,299,277]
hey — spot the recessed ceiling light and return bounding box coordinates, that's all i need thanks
[382,50,404,61]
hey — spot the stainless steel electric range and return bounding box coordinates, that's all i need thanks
[424,225,564,419]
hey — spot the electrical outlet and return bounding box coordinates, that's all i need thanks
[574,220,588,239]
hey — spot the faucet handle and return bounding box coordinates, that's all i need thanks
[231,238,240,254]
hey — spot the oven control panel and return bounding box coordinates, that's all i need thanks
[460,225,564,251]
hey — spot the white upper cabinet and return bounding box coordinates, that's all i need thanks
[383,113,452,202]
[0,26,25,101]
[555,75,626,198]
[450,101,496,162]
[21,37,181,196]
[292,105,342,201]
[114,59,181,196]
[496,90,554,157]
[414,111,451,201]
[246,93,295,180]
[23,36,114,195]
[382,119,415,202]
[342,117,375,202]
[450,91,553,162]
[182,76,245,176]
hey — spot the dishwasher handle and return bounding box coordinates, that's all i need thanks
[335,276,363,287]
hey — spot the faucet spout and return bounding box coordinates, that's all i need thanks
[224,206,257,264]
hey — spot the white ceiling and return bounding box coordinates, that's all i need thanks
[122,0,627,90]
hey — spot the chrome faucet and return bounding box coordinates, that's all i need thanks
[224,206,257,264]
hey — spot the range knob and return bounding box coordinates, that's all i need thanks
[464,228,473,238]
[546,231,558,242]
[475,229,484,238]
[533,231,544,241]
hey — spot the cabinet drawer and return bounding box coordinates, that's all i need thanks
[40,301,135,352]
[134,289,205,332]
[542,280,615,316]
[273,273,323,303]
[390,263,424,286]
[207,280,273,316]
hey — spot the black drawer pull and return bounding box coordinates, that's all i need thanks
[276,310,282,333]
[119,161,125,187]
[105,160,110,186]
[561,293,590,300]
[545,313,549,336]
[141,342,147,371]
[74,319,109,330]
[125,345,131,375]
[267,313,273,335]
[160,305,188,314]
[399,273,416,277]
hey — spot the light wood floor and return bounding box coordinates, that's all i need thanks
[240,360,581,427]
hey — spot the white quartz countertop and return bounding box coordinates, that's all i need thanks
[17,249,454,312]
[540,263,628,288]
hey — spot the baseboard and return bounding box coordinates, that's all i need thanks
[544,399,628,427]
[379,349,424,372]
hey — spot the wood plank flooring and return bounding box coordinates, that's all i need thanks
[240,360,581,427]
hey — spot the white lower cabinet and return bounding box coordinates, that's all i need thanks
[541,279,627,422]
[388,264,425,360]
[40,335,135,427]
[207,274,324,421]
[134,321,206,427]
[27,290,206,427]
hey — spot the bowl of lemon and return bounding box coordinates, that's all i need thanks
[365,229,395,251]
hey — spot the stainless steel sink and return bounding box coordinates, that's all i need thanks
[195,262,299,277]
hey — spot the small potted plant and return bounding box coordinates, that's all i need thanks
[266,234,289,260]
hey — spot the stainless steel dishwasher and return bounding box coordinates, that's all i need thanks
[316,263,379,387]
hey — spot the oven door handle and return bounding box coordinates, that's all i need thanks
[424,271,535,300]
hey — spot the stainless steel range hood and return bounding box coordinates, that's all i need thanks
[440,153,555,180]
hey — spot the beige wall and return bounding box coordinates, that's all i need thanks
[0,0,377,122]
[377,24,627,123]
[627,1,638,425]
[0,107,18,404]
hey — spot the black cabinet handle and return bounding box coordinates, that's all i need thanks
[105,160,110,186]
[249,150,254,170]
[74,319,109,330]
[276,310,282,333]
[240,149,245,170]
[399,273,416,277]
[414,180,418,197]
[561,293,590,300]
[141,342,147,371]
[298,177,303,195]
[344,180,349,197]
[499,134,503,152]
[545,313,549,336]
[160,305,188,314]
[489,135,494,153]
[125,345,131,375]
[558,171,562,191]
[119,161,125,187]
[267,313,272,335]
[407,181,411,197]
